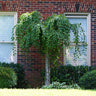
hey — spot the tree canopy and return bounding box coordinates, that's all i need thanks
[13,11,85,59]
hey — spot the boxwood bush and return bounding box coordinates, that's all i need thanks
[0,67,17,88]
[79,70,96,89]
[41,65,95,85]
[0,62,25,88]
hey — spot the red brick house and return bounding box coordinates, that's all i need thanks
[0,0,95,87]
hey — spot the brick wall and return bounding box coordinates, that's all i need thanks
[0,0,96,87]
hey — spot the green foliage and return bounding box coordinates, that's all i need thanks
[79,70,96,89]
[41,65,93,84]
[13,11,86,86]
[0,62,26,88]
[0,67,17,88]
[12,11,85,62]
[12,11,42,51]
[41,81,80,89]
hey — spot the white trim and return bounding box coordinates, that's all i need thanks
[0,12,17,63]
[65,13,91,66]
[87,13,91,66]
[0,12,17,16]
[65,12,89,15]
[66,16,87,18]
[13,12,17,64]
[0,41,14,43]
[69,43,87,46]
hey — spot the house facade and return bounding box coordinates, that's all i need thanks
[0,0,95,87]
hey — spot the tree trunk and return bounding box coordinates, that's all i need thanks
[63,45,66,65]
[45,52,50,86]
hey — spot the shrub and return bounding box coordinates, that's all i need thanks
[0,62,25,88]
[41,65,94,85]
[0,67,17,88]
[79,70,96,89]
[41,81,80,89]
[52,65,93,84]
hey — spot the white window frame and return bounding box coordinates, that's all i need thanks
[0,12,17,63]
[63,13,91,66]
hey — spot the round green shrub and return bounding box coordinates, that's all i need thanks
[0,67,17,88]
[0,62,25,88]
[79,70,96,89]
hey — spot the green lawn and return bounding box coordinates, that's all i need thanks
[0,89,96,96]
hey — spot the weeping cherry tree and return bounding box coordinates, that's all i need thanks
[12,11,85,86]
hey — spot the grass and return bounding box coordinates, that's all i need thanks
[0,89,96,96]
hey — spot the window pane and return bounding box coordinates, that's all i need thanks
[66,18,87,66]
[0,43,14,63]
[65,46,87,66]
[0,16,14,41]
[68,18,87,42]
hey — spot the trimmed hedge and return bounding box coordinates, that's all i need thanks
[51,65,93,84]
[0,62,25,88]
[79,70,96,89]
[0,67,17,88]
[41,65,95,85]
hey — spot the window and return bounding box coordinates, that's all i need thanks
[0,12,17,63]
[64,13,91,66]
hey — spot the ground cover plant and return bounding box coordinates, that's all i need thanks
[41,81,80,89]
[0,89,96,96]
